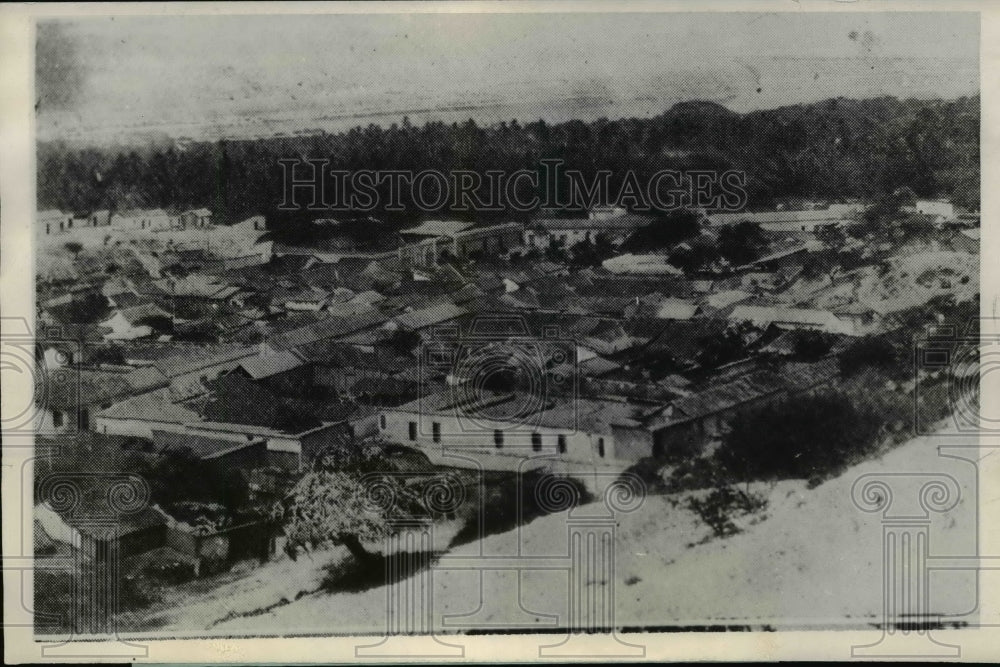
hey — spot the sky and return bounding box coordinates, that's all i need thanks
[36,12,980,143]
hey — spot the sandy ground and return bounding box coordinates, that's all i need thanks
[138,425,979,635]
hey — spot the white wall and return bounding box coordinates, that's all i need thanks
[379,408,617,465]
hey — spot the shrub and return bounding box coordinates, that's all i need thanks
[687,485,768,538]
[791,330,835,361]
[717,392,881,482]
[839,335,898,377]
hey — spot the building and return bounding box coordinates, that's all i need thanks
[706,206,861,232]
[378,390,653,471]
[397,221,523,267]
[99,303,172,340]
[645,359,839,457]
[179,207,213,229]
[38,209,73,236]
[911,199,956,221]
[601,254,683,276]
[728,305,854,335]
[524,214,649,249]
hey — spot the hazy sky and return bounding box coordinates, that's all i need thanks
[36,12,979,142]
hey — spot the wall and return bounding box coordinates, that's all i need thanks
[378,408,622,466]
[96,416,188,440]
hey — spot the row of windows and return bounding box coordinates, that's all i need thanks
[401,419,605,457]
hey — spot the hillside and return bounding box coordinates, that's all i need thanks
[134,424,976,635]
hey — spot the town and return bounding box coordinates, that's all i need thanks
[33,179,980,630]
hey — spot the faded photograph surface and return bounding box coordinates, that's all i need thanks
[24,8,983,658]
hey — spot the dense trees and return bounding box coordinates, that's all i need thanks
[38,96,979,242]
[839,335,899,377]
[717,392,882,482]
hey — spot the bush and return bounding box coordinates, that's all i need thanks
[791,330,834,361]
[839,335,898,377]
[688,485,767,538]
[717,392,881,482]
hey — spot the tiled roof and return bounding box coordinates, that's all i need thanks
[153,429,264,460]
[237,350,305,379]
[97,389,202,424]
[394,303,468,331]
[152,343,255,378]
[118,303,171,326]
[400,220,473,238]
[268,311,388,350]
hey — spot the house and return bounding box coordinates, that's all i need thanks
[179,208,213,229]
[397,221,523,266]
[35,500,170,563]
[95,388,205,439]
[268,311,389,350]
[706,207,859,232]
[37,367,163,434]
[97,373,356,471]
[703,290,753,310]
[88,209,112,228]
[38,209,73,236]
[111,208,175,232]
[154,275,245,306]
[151,343,259,387]
[645,369,790,457]
[524,214,650,249]
[100,303,172,340]
[632,297,700,321]
[390,302,468,332]
[601,254,683,276]
[378,390,653,471]
[910,199,956,222]
[152,429,268,470]
[229,349,311,394]
[728,305,853,335]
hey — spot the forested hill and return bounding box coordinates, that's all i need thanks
[38,95,979,228]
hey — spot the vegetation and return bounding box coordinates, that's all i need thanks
[688,486,768,539]
[790,330,835,361]
[716,392,882,482]
[621,212,700,252]
[38,96,979,242]
[839,335,899,377]
[717,221,766,266]
[696,322,757,369]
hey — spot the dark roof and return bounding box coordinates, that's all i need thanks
[201,374,355,432]
[349,376,419,397]
[631,318,732,362]
[45,369,135,409]
[153,343,255,378]
[269,311,388,350]
[153,429,264,460]
[394,303,467,331]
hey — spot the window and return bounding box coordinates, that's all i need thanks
[494,429,504,448]
[557,434,567,454]
[52,410,63,428]
[432,422,441,443]
[78,408,89,430]
[531,432,542,452]
[408,421,417,441]
[598,438,606,458]
[379,414,387,430]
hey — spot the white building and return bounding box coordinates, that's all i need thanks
[602,253,683,275]
[912,199,956,221]
[378,391,653,472]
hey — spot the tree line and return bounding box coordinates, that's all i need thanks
[38,95,979,243]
